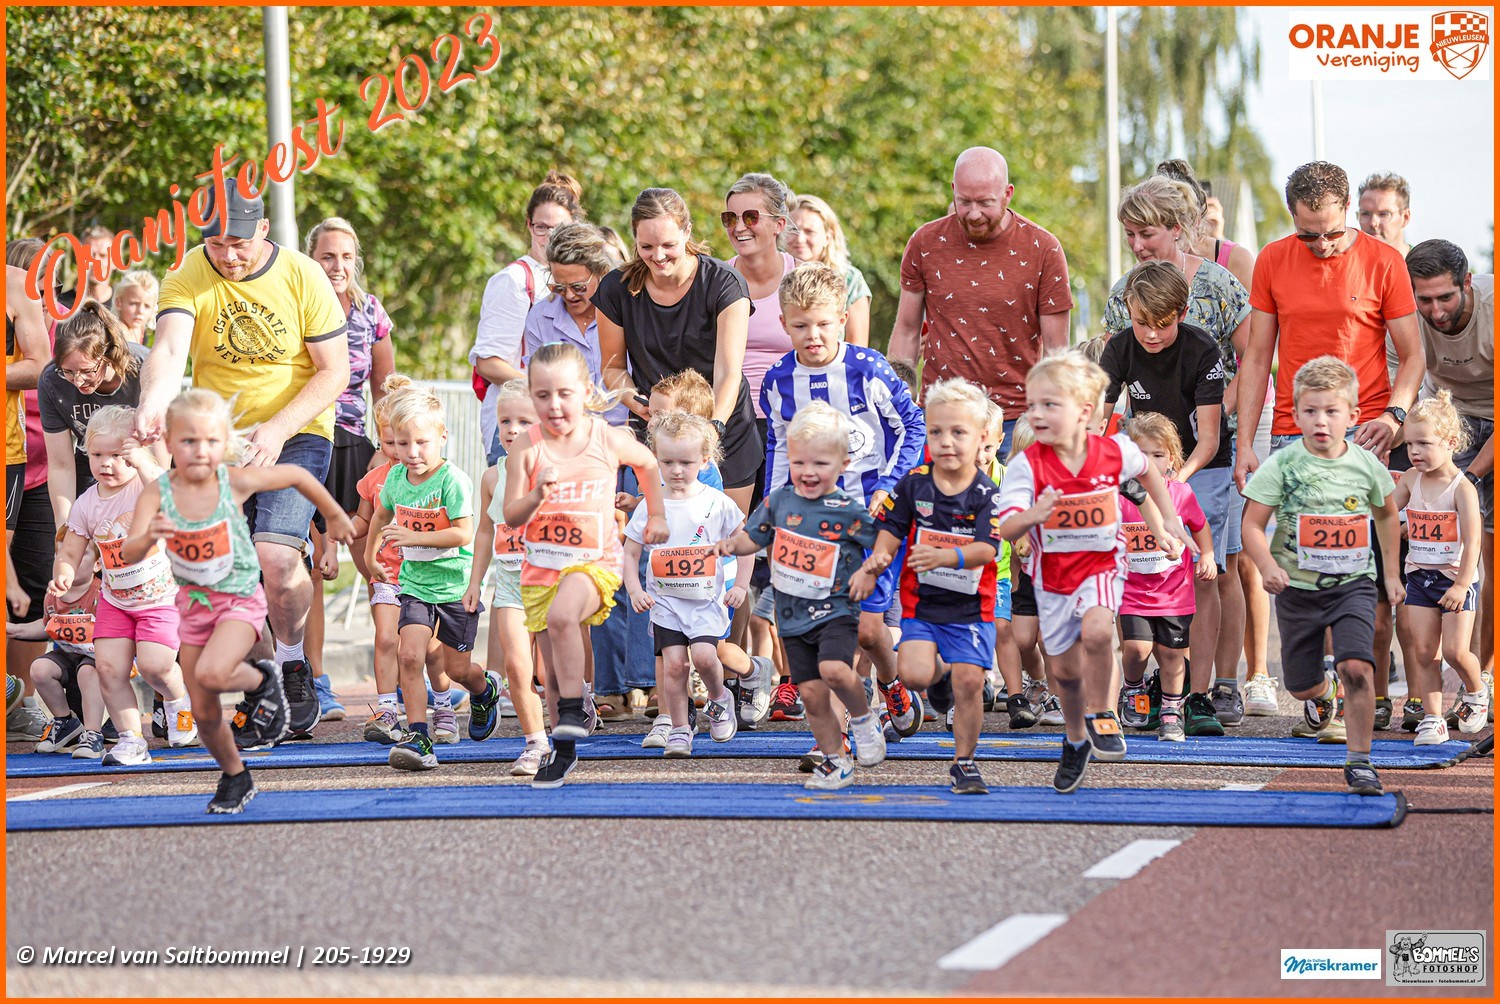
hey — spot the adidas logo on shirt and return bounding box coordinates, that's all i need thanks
[1127,380,1151,400]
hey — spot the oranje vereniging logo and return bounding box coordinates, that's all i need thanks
[1431,10,1490,79]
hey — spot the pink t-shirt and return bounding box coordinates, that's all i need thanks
[357,460,401,587]
[729,251,797,419]
[66,477,177,610]
[1119,479,1206,618]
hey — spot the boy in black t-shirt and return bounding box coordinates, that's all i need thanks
[853,379,1001,794]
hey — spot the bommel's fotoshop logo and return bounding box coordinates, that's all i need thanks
[1386,930,1487,986]
[1280,949,1382,979]
[1287,9,1493,80]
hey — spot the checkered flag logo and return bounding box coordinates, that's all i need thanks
[1432,10,1490,79]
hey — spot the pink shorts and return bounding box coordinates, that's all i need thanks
[95,594,181,649]
[176,585,268,648]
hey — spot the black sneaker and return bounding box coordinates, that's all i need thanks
[206,769,258,814]
[1400,698,1425,732]
[530,743,578,789]
[1344,760,1384,796]
[230,699,261,749]
[552,698,591,740]
[1086,711,1128,762]
[389,730,438,771]
[1144,672,1162,729]
[281,659,320,735]
[1184,692,1225,737]
[101,717,120,744]
[949,759,989,794]
[1009,688,1038,729]
[1053,738,1093,794]
[1373,697,1393,731]
[243,659,290,747]
[468,671,502,742]
[927,671,954,715]
[151,695,167,740]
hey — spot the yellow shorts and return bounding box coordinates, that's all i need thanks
[521,564,621,634]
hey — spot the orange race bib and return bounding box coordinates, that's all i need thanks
[770,528,839,599]
[46,612,94,648]
[1122,521,1173,576]
[914,527,982,594]
[98,535,171,592]
[649,545,722,601]
[494,521,525,572]
[524,510,604,570]
[166,520,234,586]
[1406,510,1461,565]
[1041,489,1119,553]
[1297,513,1371,574]
[395,504,457,562]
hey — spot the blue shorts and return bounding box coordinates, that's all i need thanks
[995,577,1013,622]
[241,433,333,552]
[1405,568,1479,611]
[859,542,904,616]
[899,618,996,670]
[1185,465,1242,569]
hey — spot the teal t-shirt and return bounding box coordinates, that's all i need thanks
[745,485,879,636]
[1243,439,1394,590]
[379,461,473,604]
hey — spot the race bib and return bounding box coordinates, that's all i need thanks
[1406,510,1460,565]
[1297,513,1371,574]
[494,522,525,572]
[649,545,721,601]
[524,510,604,570]
[166,521,234,586]
[914,527,982,594]
[1041,489,1119,553]
[395,504,457,562]
[770,527,839,599]
[1123,521,1173,576]
[98,535,171,592]
[46,612,94,647]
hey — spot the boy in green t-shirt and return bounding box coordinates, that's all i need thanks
[1241,356,1403,796]
[366,389,505,772]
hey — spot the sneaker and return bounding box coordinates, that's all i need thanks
[530,744,578,788]
[551,701,591,740]
[1143,673,1162,729]
[510,743,549,776]
[6,700,50,742]
[496,687,518,719]
[431,708,460,745]
[1038,691,1065,727]
[1053,739,1093,794]
[100,716,119,744]
[167,708,199,748]
[849,712,887,767]
[242,659,290,747]
[740,655,775,726]
[1344,760,1384,796]
[206,769,257,814]
[686,699,698,734]
[36,715,84,753]
[1210,681,1245,727]
[314,675,346,722]
[151,695,167,740]
[879,679,921,737]
[926,672,954,715]
[71,730,105,759]
[1119,681,1151,729]
[1009,687,1037,729]
[1401,698,1426,733]
[689,670,708,709]
[1413,715,1450,746]
[769,681,804,721]
[583,692,600,734]
[704,691,738,743]
[5,674,21,716]
[804,755,856,790]
[1184,692,1225,736]
[991,682,1009,714]
[1304,674,1338,732]
[1243,675,1280,716]
[389,730,438,771]
[281,659,319,735]
[467,671,504,742]
[641,720,673,749]
[102,734,151,766]
[1086,712,1127,762]
[1158,709,1186,742]
[1373,697,1394,731]
[1316,713,1348,744]
[1455,694,1489,734]
[800,734,850,773]
[949,759,989,794]
[364,706,402,744]
[663,727,694,758]
[922,698,939,723]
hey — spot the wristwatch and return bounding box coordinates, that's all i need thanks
[710,419,728,438]
[1383,405,1407,425]
[1465,470,1485,489]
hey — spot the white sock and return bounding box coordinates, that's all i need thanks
[524,730,550,748]
[274,640,305,664]
[655,716,673,729]
[164,695,190,715]
[432,688,453,711]
[378,692,398,709]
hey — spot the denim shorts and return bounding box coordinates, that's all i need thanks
[1185,465,1243,569]
[241,433,333,551]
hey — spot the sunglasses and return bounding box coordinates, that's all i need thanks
[548,280,594,296]
[1294,229,1346,243]
[720,210,777,229]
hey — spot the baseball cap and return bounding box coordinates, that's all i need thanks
[200,179,265,239]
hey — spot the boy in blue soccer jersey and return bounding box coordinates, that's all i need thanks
[762,264,928,738]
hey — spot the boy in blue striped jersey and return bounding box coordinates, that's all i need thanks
[762,263,928,737]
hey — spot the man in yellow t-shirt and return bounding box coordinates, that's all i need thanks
[135,180,349,734]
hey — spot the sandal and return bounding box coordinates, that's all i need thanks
[594,694,634,722]
[642,687,660,719]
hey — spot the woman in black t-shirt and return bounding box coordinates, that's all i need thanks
[595,187,762,514]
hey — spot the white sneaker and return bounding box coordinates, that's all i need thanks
[804,755,856,790]
[431,708,460,745]
[1243,675,1280,716]
[497,688,518,718]
[740,656,775,725]
[102,734,152,766]
[663,727,694,758]
[167,708,199,748]
[1413,715,1450,746]
[641,719,673,749]
[509,743,548,776]
[704,691,738,743]
[849,712,887,767]
[1455,694,1489,734]
[1038,691,1065,726]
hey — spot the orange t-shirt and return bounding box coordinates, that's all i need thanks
[1249,231,1416,436]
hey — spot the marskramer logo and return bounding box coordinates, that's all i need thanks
[1432,11,1490,79]
[1280,948,1382,979]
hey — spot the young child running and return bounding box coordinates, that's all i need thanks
[1392,391,1488,744]
[1002,416,1063,731]
[718,401,888,789]
[853,379,1002,794]
[467,378,551,775]
[20,565,102,754]
[122,389,355,813]
[505,342,667,788]
[998,351,1192,793]
[52,407,196,764]
[365,386,503,771]
[1115,413,1215,741]
[1241,356,1403,795]
[625,412,752,756]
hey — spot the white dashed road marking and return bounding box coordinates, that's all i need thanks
[937,913,1068,971]
[1082,838,1183,879]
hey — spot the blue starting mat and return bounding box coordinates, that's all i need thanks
[4,781,1407,832]
[3,731,1473,779]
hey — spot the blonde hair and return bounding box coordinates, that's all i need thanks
[527,341,623,414]
[1122,260,1190,329]
[983,400,1005,438]
[371,373,417,433]
[304,217,367,306]
[1407,389,1470,453]
[83,405,135,450]
[113,269,159,301]
[651,368,714,420]
[1118,175,1201,246]
[165,388,248,463]
[924,377,991,429]
[648,411,722,466]
[1027,350,1109,412]
[787,193,851,271]
[786,400,849,453]
[1076,333,1110,364]
[1292,355,1359,411]
[1125,412,1185,474]
[778,261,847,314]
[386,385,446,435]
[1007,416,1036,460]
[495,377,532,403]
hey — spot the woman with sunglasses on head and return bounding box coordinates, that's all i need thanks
[470,171,584,464]
[785,193,873,347]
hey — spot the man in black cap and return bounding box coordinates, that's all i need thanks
[135,179,349,746]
